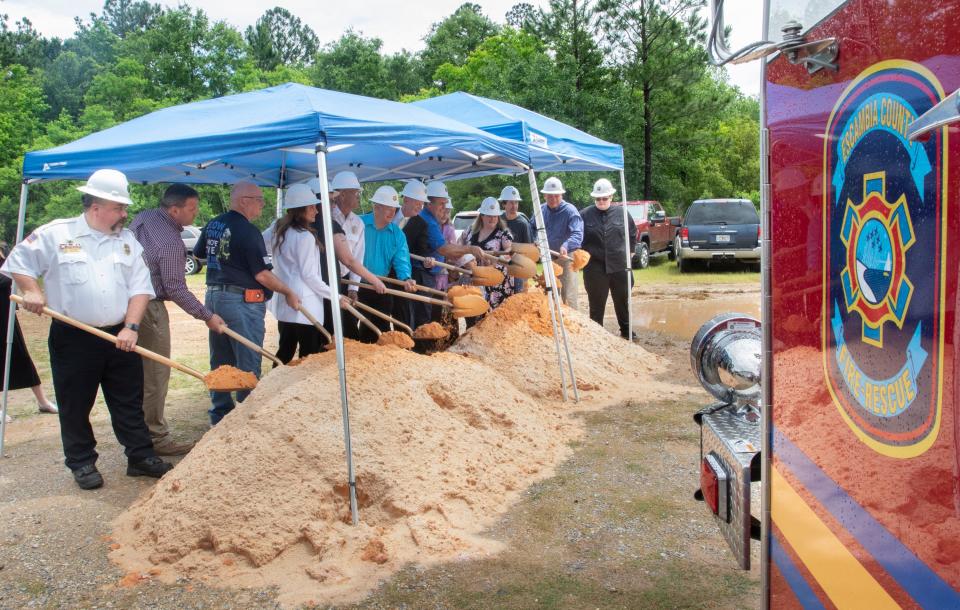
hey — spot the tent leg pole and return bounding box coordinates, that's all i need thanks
[1,182,30,457]
[527,170,576,402]
[275,188,284,220]
[316,147,358,526]
[619,170,632,341]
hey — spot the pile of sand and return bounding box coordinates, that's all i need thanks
[451,292,672,404]
[111,293,675,606]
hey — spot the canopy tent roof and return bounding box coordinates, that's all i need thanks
[22,83,530,186]
[410,92,624,173]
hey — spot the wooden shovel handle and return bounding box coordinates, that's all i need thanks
[341,301,380,337]
[350,300,413,334]
[297,305,333,343]
[375,275,447,298]
[221,326,284,366]
[10,295,205,382]
[341,279,451,308]
[549,249,573,262]
[409,253,473,275]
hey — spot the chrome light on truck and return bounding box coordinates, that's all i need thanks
[691,313,761,569]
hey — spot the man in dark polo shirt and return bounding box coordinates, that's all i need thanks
[195,181,300,425]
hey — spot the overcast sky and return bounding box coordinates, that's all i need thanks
[3,0,765,96]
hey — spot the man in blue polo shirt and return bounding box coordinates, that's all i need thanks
[402,181,484,328]
[359,186,418,342]
[530,176,583,308]
[195,180,300,425]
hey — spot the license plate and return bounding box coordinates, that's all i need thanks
[715,234,731,243]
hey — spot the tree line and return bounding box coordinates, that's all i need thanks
[0,0,759,240]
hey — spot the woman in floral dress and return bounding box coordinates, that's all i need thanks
[458,197,515,326]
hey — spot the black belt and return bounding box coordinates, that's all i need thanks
[207,284,248,295]
[52,319,123,333]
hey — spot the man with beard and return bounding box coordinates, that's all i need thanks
[1,169,173,490]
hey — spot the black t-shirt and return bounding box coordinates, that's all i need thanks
[196,210,272,291]
[311,216,345,283]
[505,213,532,243]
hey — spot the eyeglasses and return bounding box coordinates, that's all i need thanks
[243,195,265,204]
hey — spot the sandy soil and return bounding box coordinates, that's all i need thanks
[0,278,761,609]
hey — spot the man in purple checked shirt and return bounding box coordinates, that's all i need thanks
[130,184,225,455]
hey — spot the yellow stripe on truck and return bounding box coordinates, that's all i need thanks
[771,467,900,609]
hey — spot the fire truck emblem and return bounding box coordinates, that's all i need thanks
[823,61,947,458]
[839,172,914,348]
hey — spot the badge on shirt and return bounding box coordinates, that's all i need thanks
[58,240,82,253]
[26,232,37,243]
[123,243,131,256]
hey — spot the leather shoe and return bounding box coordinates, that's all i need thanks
[126,456,174,478]
[153,439,195,456]
[72,464,104,490]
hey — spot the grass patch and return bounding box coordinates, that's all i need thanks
[634,255,759,285]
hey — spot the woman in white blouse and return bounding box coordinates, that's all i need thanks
[265,183,349,363]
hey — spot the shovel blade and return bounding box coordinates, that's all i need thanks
[506,253,537,279]
[470,266,505,287]
[511,242,541,262]
[451,294,490,318]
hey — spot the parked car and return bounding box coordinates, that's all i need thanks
[180,225,205,275]
[675,198,760,273]
[622,200,681,268]
[452,211,477,244]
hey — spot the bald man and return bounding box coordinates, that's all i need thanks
[194,181,300,425]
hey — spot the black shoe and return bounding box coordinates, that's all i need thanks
[72,464,104,490]
[126,456,174,478]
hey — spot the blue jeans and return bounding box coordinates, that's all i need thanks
[205,290,266,425]
[512,278,527,293]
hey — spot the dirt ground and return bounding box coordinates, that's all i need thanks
[0,277,761,609]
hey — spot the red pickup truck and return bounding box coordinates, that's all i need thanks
[621,201,681,268]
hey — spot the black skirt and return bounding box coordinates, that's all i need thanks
[0,277,41,390]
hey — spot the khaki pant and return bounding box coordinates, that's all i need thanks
[558,257,579,309]
[138,300,171,444]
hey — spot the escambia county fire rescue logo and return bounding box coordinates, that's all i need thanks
[822,61,947,458]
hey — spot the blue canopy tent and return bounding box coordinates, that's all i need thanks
[3,83,539,522]
[413,93,631,399]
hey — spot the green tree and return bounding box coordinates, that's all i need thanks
[98,0,162,38]
[421,3,500,85]
[245,7,319,71]
[597,0,709,200]
[42,51,99,119]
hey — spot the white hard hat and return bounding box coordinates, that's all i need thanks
[370,185,401,208]
[306,177,334,194]
[541,176,565,195]
[498,186,522,202]
[591,178,617,198]
[400,180,429,203]
[331,171,361,191]
[77,169,133,205]
[425,181,449,199]
[478,197,504,216]
[283,184,320,210]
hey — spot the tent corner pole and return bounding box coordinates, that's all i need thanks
[619,170,633,342]
[1,181,31,457]
[526,169,579,402]
[275,188,284,220]
[316,146,359,526]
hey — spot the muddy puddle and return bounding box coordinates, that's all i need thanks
[629,294,760,341]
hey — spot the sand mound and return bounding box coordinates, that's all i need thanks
[111,292,677,606]
[376,330,413,349]
[450,292,672,404]
[412,321,449,340]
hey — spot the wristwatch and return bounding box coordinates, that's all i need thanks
[124,323,140,332]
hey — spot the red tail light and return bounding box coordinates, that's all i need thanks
[757,225,762,240]
[680,227,689,240]
[700,453,729,521]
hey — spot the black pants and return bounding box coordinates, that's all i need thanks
[48,320,155,470]
[275,321,322,364]
[410,267,439,329]
[357,289,393,343]
[582,263,633,337]
[323,280,361,340]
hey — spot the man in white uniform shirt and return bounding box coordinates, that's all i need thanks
[1,169,174,490]
[329,171,365,338]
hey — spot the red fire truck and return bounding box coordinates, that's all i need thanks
[692,1,960,607]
